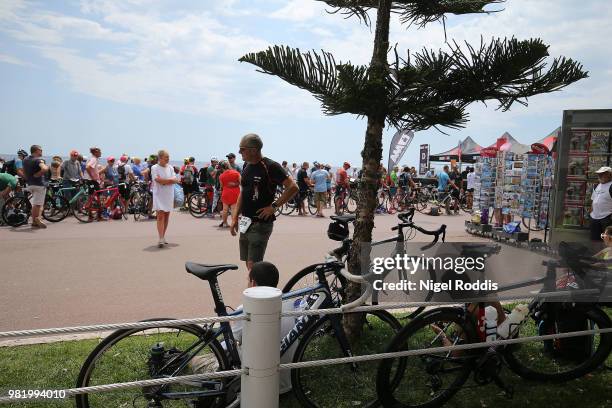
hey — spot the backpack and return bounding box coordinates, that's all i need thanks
[118,163,127,181]
[183,166,194,185]
[4,159,17,176]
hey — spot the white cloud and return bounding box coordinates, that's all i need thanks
[0,52,34,67]
[270,0,324,21]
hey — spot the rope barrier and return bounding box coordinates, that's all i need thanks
[0,315,246,339]
[280,327,612,370]
[0,369,244,403]
[2,327,610,403]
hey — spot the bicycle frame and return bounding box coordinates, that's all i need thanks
[149,264,351,402]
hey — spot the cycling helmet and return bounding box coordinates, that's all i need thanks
[17,149,28,158]
[327,220,349,241]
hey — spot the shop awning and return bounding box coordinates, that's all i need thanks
[484,131,531,154]
[429,136,483,163]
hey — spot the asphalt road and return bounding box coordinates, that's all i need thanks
[1,209,492,333]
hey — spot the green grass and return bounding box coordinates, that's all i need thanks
[0,311,611,408]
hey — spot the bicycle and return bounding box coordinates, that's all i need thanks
[76,261,401,408]
[1,186,31,227]
[72,182,128,222]
[128,180,154,221]
[41,181,76,223]
[376,248,612,408]
[283,208,447,320]
[334,184,357,215]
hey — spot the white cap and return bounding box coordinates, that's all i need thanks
[211,156,218,162]
[595,166,612,174]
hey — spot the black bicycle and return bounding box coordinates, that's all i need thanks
[376,249,612,408]
[283,208,446,320]
[76,260,401,408]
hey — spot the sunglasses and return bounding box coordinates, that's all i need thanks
[239,146,255,153]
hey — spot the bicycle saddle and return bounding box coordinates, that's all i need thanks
[330,214,356,223]
[185,262,238,280]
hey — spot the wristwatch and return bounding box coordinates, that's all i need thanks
[271,202,279,210]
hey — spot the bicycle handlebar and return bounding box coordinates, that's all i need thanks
[397,208,415,223]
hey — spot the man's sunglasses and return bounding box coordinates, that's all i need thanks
[239,146,255,153]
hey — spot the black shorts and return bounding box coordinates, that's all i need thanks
[590,214,612,241]
[298,189,309,201]
[451,188,460,199]
[334,186,347,198]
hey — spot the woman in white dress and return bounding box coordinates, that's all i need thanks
[151,150,179,247]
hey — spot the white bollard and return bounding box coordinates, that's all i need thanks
[240,286,282,408]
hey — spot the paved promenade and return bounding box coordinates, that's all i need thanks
[1,210,485,332]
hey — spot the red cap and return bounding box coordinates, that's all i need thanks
[120,155,128,162]
[343,162,351,168]
[107,156,115,162]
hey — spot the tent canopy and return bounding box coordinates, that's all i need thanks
[429,136,483,163]
[537,127,560,150]
[485,131,531,154]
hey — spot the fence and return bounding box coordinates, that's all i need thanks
[1,287,611,407]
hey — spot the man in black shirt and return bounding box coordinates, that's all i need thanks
[231,134,298,272]
[23,144,49,228]
[296,162,310,216]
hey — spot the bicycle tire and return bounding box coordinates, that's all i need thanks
[376,307,477,408]
[307,193,317,215]
[1,195,31,226]
[42,194,71,222]
[75,319,231,408]
[521,216,543,232]
[504,305,612,382]
[291,310,402,408]
[188,193,208,218]
[282,264,348,304]
[346,193,358,214]
[72,195,98,223]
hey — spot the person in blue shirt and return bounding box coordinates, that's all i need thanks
[437,166,450,192]
[131,157,144,181]
[310,163,330,217]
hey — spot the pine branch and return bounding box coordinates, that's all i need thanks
[387,37,588,130]
[317,0,503,26]
[239,46,377,116]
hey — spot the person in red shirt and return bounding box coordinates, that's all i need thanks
[334,161,351,215]
[219,161,241,228]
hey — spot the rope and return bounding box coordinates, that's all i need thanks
[0,315,246,339]
[2,327,610,403]
[0,369,243,403]
[279,327,612,370]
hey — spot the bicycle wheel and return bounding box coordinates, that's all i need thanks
[504,305,612,382]
[1,196,31,226]
[188,193,208,218]
[346,192,358,214]
[307,193,317,215]
[75,319,231,408]
[282,264,348,304]
[521,216,543,232]
[292,310,402,408]
[281,197,297,215]
[376,307,477,408]
[72,195,98,223]
[42,194,70,222]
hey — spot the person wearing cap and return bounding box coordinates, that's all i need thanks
[334,161,351,215]
[102,156,119,186]
[231,133,299,273]
[131,157,144,181]
[296,162,311,216]
[117,155,135,185]
[226,153,241,172]
[589,166,612,243]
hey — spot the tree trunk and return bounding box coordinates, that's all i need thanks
[344,0,391,341]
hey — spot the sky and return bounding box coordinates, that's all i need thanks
[1,0,611,167]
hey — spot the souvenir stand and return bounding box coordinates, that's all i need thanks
[519,144,554,233]
[549,109,612,246]
[466,148,497,235]
[491,151,529,242]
